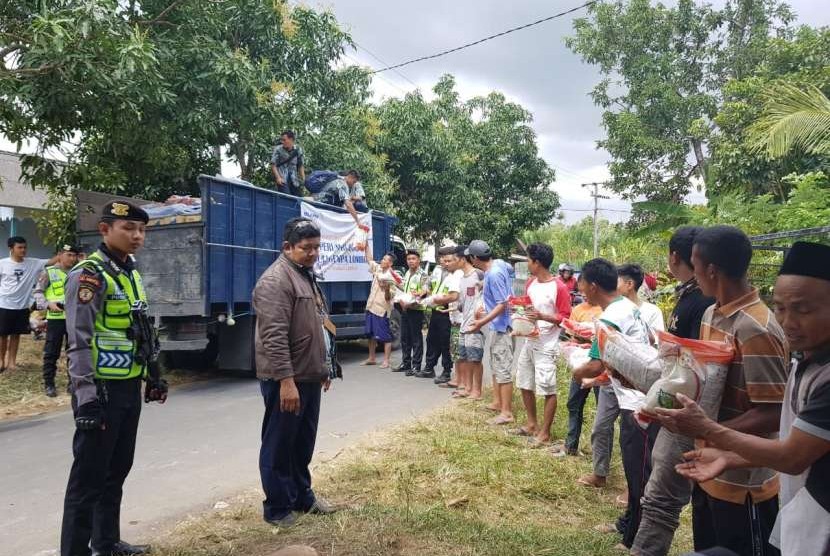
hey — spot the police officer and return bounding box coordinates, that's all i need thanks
[61,201,167,556]
[34,244,80,397]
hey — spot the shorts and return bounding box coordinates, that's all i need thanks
[458,332,484,362]
[0,307,31,336]
[489,331,515,384]
[516,338,559,396]
[365,312,392,343]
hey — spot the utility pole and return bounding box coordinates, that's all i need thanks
[581,182,610,258]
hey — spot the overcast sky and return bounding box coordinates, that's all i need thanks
[318,0,830,222]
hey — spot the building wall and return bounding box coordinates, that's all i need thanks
[0,217,54,259]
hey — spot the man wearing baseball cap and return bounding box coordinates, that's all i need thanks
[657,241,830,555]
[466,239,516,425]
[34,244,81,397]
[60,200,166,556]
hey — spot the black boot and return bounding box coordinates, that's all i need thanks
[415,369,435,378]
[434,371,452,384]
[45,384,57,397]
[92,540,152,556]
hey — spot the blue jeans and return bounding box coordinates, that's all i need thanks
[565,378,599,453]
[258,379,321,521]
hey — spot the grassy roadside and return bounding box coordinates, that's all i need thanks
[153,373,693,556]
[0,336,208,421]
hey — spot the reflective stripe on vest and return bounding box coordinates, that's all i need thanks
[78,252,148,380]
[431,272,451,312]
[45,266,67,320]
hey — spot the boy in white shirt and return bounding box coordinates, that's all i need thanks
[617,263,665,333]
[514,243,562,446]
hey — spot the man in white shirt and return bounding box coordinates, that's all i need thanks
[514,243,563,446]
[572,258,660,550]
[0,236,56,372]
[617,263,665,333]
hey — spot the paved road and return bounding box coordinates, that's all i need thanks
[0,346,450,556]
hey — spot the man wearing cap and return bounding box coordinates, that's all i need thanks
[34,244,80,397]
[60,201,166,556]
[657,241,830,555]
[467,240,516,425]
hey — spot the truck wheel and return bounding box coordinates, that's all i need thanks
[390,307,402,351]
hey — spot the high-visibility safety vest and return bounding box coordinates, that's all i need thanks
[431,271,452,313]
[402,269,427,311]
[77,252,148,380]
[44,266,68,320]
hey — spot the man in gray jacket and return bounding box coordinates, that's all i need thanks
[253,217,336,527]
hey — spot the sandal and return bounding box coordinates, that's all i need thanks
[527,438,552,449]
[379,361,390,369]
[487,415,515,426]
[507,427,534,437]
[361,360,377,366]
[438,382,457,389]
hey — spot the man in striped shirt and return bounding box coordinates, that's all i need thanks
[686,226,789,556]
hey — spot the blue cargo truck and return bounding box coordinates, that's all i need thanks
[75,175,403,371]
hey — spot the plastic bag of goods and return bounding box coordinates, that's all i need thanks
[508,295,539,337]
[562,318,596,340]
[562,344,591,371]
[595,321,662,393]
[353,223,370,252]
[638,331,734,419]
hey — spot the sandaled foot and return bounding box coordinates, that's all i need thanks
[362,359,377,366]
[507,426,535,437]
[379,361,390,369]
[487,415,514,426]
[528,437,552,448]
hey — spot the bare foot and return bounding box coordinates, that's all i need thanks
[362,359,377,366]
[486,404,500,412]
[467,394,483,400]
[379,361,390,369]
[487,414,515,426]
[577,473,607,488]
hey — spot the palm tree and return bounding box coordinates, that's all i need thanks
[748,82,830,159]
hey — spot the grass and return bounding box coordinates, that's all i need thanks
[151,366,693,556]
[0,335,208,421]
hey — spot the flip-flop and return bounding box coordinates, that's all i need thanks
[379,361,390,369]
[487,415,514,426]
[438,382,457,389]
[527,438,552,449]
[451,390,469,398]
[361,360,377,366]
[507,427,534,437]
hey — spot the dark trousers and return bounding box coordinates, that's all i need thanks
[259,379,322,521]
[692,485,780,556]
[277,183,303,196]
[43,319,67,386]
[617,409,660,548]
[61,379,142,556]
[424,311,452,373]
[399,309,424,370]
[564,378,599,452]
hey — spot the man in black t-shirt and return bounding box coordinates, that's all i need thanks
[632,226,715,556]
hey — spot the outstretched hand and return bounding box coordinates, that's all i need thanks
[653,393,713,437]
[675,448,733,483]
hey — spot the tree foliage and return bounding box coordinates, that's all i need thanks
[375,76,558,255]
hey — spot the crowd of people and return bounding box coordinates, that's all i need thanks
[357,224,829,556]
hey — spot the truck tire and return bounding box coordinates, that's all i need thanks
[390,307,402,351]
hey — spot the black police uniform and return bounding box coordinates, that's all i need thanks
[60,202,165,556]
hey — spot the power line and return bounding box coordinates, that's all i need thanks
[342,52,409,94]
[353,41,419,89]
[371,1,596,74]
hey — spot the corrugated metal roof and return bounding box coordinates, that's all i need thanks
[0,150,49,210]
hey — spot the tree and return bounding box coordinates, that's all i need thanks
[1,0,380,243]
[375,75,558,254]
[566,0,793,202]
[706,26,830,199]
[747,83,830,158]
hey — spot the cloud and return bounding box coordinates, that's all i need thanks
[322,0,829,223]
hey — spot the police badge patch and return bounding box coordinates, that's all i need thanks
[110,202,130,216]
[78,287,94,303]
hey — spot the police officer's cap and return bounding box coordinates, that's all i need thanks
[100,201,149,224]
[60,244,82,253]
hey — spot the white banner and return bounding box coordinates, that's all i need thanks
[300,202,373,282]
